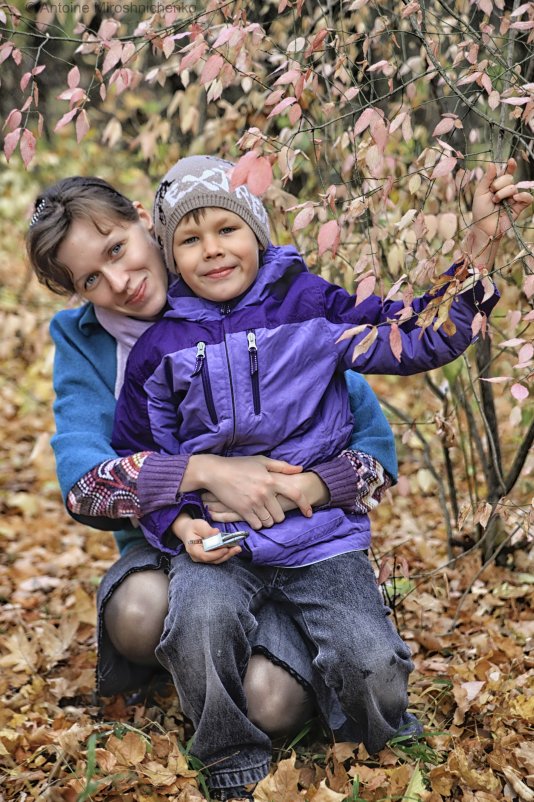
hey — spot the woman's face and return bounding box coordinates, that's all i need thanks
[57,206,168,320]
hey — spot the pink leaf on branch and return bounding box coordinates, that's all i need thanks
[317,219,340,257]
[20,72,32,92]
[68,66,80,88]
[230,152,272,196]
[180,42,208,72]
[247,157,273,196]
[431,156,457,178]
[488,90,500,109]
[264,89,285,107]
[292,205,315,232]
[76,109,90,143]
[3,127,21,161]
[4,109,22,133]
[389,322,403,362]
[471,312,487,338]
[523,274,534,299]
[200,54,223,85]
[102,41,123,75]
[268,96,298,118]
[432,116,456,136]
[305,28,329,56]
[351,326,378,362]
[273,69,301,86]
[355,274,376,307]
[515,343,534,367]
[212,25,235,48]
[288,103,302,125]
[230,151,257,190]
[353,107,382,136]
[20,128,36,168]
[511,383,529,401]
[54,108,79,132]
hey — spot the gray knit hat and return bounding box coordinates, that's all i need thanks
[153,155,271,272]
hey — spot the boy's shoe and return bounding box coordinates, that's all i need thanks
[210,787,254,801]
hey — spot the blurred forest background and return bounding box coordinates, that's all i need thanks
[0,0,533,799]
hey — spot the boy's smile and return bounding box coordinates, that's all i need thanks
[172,208,260,303]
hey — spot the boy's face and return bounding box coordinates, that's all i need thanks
[172,208,260,303]
[57,206,168,320]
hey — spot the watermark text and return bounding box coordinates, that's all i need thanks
[27,1,197,14]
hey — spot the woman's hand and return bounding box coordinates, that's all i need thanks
[182,454,312,530]
[468,159,533,269]
[171,513,241,564]
[203,470,329,527]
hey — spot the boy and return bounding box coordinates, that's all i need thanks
[111,155,518,800]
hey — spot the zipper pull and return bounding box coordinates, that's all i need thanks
[192,341,206,377]
[247,331,258,374]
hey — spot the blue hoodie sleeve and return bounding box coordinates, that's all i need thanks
[50,308,138,533]
[343,372,398,481]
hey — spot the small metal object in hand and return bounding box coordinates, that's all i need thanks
[203,531,249,552]
[187,539,203,545]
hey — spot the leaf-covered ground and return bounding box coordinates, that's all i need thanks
[1,216,533,802]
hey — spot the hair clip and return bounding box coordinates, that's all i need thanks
[30,198,47,227]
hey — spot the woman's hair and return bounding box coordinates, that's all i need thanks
[26,176,139,296]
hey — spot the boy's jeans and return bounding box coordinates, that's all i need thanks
[156,550,415,792]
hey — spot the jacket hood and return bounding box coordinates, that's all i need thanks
[164,244,307,322]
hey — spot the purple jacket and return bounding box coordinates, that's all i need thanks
[112,245,498,565]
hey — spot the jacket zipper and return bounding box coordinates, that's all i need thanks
[220,305,237,452]
[192,341,217,424]
[247,330,261,415]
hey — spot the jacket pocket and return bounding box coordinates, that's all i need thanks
[191,341,217,424]
[247,330,261,415]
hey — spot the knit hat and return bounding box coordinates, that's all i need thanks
[153,155,271,272]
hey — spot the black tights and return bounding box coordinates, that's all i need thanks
[104,569,314,738]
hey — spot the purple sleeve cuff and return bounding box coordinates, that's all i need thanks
[138,452,191,515]
[140,491,205,554]
[310,454,358,511]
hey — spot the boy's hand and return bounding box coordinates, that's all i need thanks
[203,470,326,525]
[468,159,533,267]
[171,514,242,564]
[188,454,310,530]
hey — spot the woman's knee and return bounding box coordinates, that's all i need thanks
[244,655,314,738]
[104,569,169,665]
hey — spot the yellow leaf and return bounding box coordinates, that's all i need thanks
[308,779,347,801]
[448,747,500,793]
[403,763,426,801]
[509,694,534,722]
[95,747,118,774]
[106,731,147,766]
[140,759,182,787]
[255,753,303,802]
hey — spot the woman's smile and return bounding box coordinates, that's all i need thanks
[56,207,168,319]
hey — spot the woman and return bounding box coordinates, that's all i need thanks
[27,176,398,741]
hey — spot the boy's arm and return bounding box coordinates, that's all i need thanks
[325,160,531,375]
[323,263,499,375]
[170,513,242,564]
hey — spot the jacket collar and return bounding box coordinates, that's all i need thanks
[164,244,307,322]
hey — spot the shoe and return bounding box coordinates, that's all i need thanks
[210,787,254,801]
